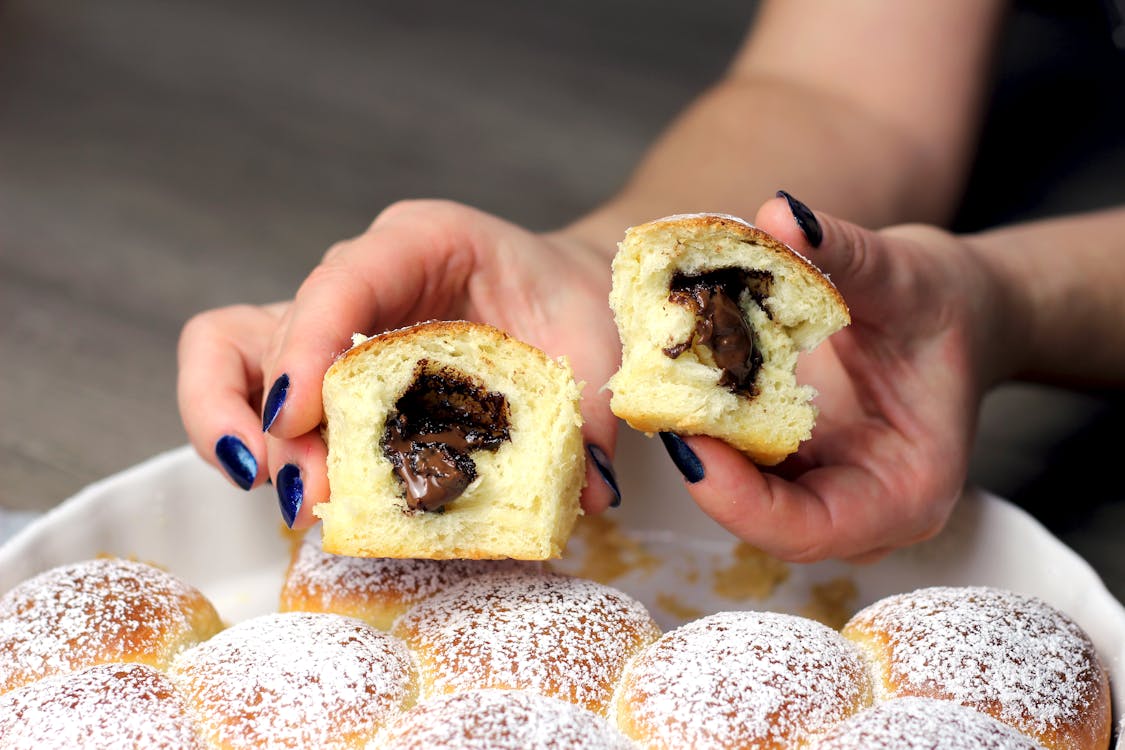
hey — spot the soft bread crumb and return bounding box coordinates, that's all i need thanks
[316,321,585,560]
[607,213,849,464]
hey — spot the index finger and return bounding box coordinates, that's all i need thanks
[178,304,287,490]
[261,207,480,440]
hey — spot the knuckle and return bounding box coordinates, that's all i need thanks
[180,304,250,342]
[370,199,421,227]
[371,198,438,228]
[370,198,474,231]
[840,223,879,280]
[321,240,350,264]
[296,258,355,300]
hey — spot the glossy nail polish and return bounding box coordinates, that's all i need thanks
[276,463,303,528]
[659,432,705,484]
[214,435,257,491]
[587,444,622,507]
[776,189,823,248]
[261,374,290,432]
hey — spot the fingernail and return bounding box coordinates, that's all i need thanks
[276,463,303,528]
[659,432,704,484]
[214,435,257,491]
[777,189,823,248]
[587,444,621,508]
[262,374,289,432]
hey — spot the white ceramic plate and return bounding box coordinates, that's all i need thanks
[2,430,1122,746]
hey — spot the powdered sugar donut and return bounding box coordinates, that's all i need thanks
[375,689,636,749]
[391,571,660,715]
[806,697,1047,749]
[613,610,871,749]
[0,662,205,749]
[170,611,416,749]
[0,558,222,695]
[842,586,1111,750]
[279,532,539,629]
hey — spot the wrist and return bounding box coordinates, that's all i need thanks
[962,232,1034,388]
[552,200,656,262]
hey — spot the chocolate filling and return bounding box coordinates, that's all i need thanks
[663,268,771,396]
[380,363,510,512]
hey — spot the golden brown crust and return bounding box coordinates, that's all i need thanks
[0,558,223,694]
[841,586,1112,750]
[279,533,541,630]
[640,213,849,315]
[377,689,636,749]
[334,320,555,374]
[614,610,872,749]
[391,571,661,716]
[0,664,205,748]
[171,612,417,749]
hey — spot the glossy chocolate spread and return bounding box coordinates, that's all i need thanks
[381,365,510,512]
[663,268,769,396]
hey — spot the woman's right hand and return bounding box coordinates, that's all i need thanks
[177,200,624,529]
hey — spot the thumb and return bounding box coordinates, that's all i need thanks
[574,369,622,515]
[538,306,623,516]
[754,192,902,322]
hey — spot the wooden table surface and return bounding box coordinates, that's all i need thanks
[2,1,1124,600]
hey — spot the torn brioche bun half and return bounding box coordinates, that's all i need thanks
[607,213,849,465]
[315,320,585,560]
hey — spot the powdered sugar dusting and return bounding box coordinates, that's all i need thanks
[808,697,1047,749]
[171,611,416,749]
[616,610,870,748]
[0,663,205,749]
[281,534,538,628]
[392,572,661,714]
[0,558,220,693]
[846,586,1104,737]
[376,689,637,749]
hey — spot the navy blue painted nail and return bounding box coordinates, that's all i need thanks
[262,374,290,432]
[777,189,823,248]
[659,432,704,484]
[214,435,257,491]
[587,444,621,508]
[276,463,303,528]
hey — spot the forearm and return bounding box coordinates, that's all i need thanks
[564,0,1008,254]
[567,77,946,245]
[972,206,1125,387]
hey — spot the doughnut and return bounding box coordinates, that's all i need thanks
[279,531,540,629]
[391,570,661,715]
[607,213,849,464]
[613,610,871,749]
[315,321,585,560]
[376,689,637,749]
[0,663,204,749]
[0,557,223,695]
[806,697,1048,749]
[169,611,416,749]
[841,586,1112,750]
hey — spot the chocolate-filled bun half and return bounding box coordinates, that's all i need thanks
[608,213,849,465]
[316,321,585,560]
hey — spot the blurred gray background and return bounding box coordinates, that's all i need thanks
[1,1,1123,594]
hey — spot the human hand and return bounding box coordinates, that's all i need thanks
[658,194,1013,562]
[178,200,623,529]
